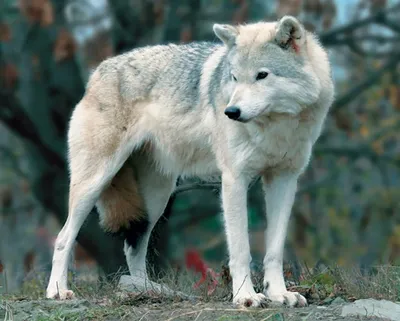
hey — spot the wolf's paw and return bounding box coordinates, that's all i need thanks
[266,291,307,307]
[233,292,269,308]
[46,288,75,300]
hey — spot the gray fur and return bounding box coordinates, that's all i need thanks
[46,16,334,309]
[98,42,220,111]
[208,50,228,109]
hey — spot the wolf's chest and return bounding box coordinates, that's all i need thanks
[233,117,313,173]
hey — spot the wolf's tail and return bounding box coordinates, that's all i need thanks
[96,160,145,233]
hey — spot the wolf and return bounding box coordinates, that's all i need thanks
[46,16,334,307]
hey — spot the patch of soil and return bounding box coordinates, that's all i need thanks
[0,297,391,321]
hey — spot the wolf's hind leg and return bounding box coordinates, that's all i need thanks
[119,160,177,293]
[46,104,138,300]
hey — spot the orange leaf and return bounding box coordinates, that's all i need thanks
[82,32,114,69]
[41,0,53,26]
[0,63,19,89]
[19,0,53,26]
[304,0,323,15]
[372,141,384,155]
[180,26,192,43]
[153,0,164,25]
[277,0,302,16]
[232,1,249,24]
[389,86,400,110]
[360,125,369,138]
[322,16,333,30]
[370,0,387,12]
[31,55,39,66]
[53,29,77,62]
[0,23,11,42]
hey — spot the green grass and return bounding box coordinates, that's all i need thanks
[1,264,400,320]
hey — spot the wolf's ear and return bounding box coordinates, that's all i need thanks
[213,24,238,47]
[275,16,305,53]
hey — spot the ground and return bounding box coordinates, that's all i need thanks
[1,265,399,321]
[1,296,395,321]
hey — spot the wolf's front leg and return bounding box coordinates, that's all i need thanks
[262,173,307,307]
[221,173,267,308]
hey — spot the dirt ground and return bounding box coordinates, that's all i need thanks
[0,297,392,321]
[2,266,399,320]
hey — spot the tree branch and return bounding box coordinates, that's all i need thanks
[331,53,400,112]
[0,90,65,169]
[173,177,260,196]
[380,19,400,33]
[319,4,400,45]
[346,41,400,58]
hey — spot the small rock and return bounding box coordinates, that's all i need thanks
[119,275,194,300]
[321,297,334,305]
[331,297,346,305]
[341,299,400,321]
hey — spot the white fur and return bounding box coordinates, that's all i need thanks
[262,173,307,306]
[46,16,334,308]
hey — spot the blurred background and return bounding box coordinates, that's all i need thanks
[0,0,399,293]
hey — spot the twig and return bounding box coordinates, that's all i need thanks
[2,301,14,321]
[138,311,150,321]
[4,270,8,294]
[166,310,201,321]
[347,41,399,58]
[202,307,276,312]
[260,314,280,321]
[232,274,248,301]
[173,177,260,196]
[193,310,203,321]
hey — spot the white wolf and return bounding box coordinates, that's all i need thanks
[46,16,334,308]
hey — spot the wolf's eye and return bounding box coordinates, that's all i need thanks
[256,72,269,80]
[231,73,237,82]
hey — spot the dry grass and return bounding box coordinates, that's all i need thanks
[334,265,400,301]
[1,264,399,320]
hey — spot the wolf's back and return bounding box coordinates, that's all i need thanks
[88,42,219,233]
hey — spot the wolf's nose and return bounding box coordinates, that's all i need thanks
[224,106,241,120]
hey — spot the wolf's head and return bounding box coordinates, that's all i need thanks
[213,16,323,122]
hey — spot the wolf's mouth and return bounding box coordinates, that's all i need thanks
[238,104,271,123]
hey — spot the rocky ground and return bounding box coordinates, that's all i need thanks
[1,294,399,320]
